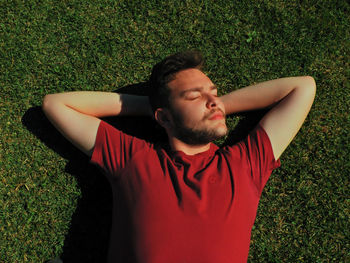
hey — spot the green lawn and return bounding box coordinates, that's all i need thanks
[1,0,349,262]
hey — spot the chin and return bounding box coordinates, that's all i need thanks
[217,128,228,138]
[215,123,228,135]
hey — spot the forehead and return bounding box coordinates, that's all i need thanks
[167,68,214,95]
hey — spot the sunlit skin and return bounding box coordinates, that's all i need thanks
[155,68,228,155]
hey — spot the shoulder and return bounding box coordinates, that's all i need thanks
[92,120,153,160]
[220,124,279,163]
[98,120,150,143]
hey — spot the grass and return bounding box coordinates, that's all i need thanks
[1,0,349,262]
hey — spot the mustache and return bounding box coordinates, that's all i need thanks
[204,108,225,120]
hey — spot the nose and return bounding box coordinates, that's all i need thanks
[206,93,219,109]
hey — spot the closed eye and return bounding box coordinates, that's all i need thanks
[211,92,219,98]
[185,91,201,100]
[186,96,200,100]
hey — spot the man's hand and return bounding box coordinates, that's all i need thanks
[42,92,152,157]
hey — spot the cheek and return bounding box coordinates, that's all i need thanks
[171,99,206,124]
[181,104,205,123]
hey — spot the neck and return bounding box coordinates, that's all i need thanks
[168,136,211,155]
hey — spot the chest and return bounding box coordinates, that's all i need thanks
[114,152,260,222]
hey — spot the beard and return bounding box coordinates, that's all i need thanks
[169,109,228,145]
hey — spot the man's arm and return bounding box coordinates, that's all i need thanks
[42,91,152,157]
[220,76,316,160]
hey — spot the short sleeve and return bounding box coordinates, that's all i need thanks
[90,120,150,177]
[237,124,281,194]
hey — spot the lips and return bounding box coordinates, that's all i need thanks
[208,111,224,120]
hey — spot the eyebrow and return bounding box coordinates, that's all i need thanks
[180,85,217,96]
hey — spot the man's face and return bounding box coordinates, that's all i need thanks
[164,68,228,145]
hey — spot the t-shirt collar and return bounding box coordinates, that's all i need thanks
[164,143,219,161]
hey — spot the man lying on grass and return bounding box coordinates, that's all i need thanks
[42,51,316,263]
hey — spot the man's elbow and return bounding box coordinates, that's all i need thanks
[42,92,61,105]
[299,76,316,101]
[42,94,54,112]
[304,76,317,94]
[42,94,61,115]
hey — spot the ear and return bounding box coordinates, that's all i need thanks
[155,108,172,129]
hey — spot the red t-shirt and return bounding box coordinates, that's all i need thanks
[90,120,280,263]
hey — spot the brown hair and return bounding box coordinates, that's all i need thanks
[148,50,204,113]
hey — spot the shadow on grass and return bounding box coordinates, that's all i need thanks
[22,82,266,262]
[23,107,113,262]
